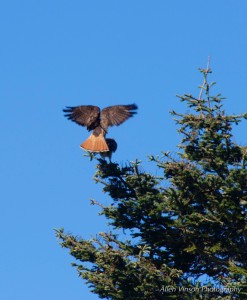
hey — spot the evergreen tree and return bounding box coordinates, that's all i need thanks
[56,67,247,299]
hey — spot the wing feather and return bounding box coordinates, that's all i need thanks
[63,105,100,131]
[100,104,138,130]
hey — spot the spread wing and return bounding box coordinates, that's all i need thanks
[63,105,100,131]
[100,104,138,130]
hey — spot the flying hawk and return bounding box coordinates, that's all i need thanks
[63,104,138,153]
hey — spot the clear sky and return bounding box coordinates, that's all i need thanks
[1,1,247,299]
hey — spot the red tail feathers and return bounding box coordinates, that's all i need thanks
[80,134,109,152]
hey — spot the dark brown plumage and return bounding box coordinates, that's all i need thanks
[63,104,137,153]
[99,138,118,161]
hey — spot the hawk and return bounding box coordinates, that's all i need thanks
[101,138,118,160]
[63,104,138,154]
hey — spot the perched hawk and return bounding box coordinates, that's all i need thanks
[101,138,118,160]
[63,104,137,154]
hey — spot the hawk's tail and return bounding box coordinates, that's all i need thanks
[80,134,109,152]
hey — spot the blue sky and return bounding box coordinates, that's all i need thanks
[1,1,247,299]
